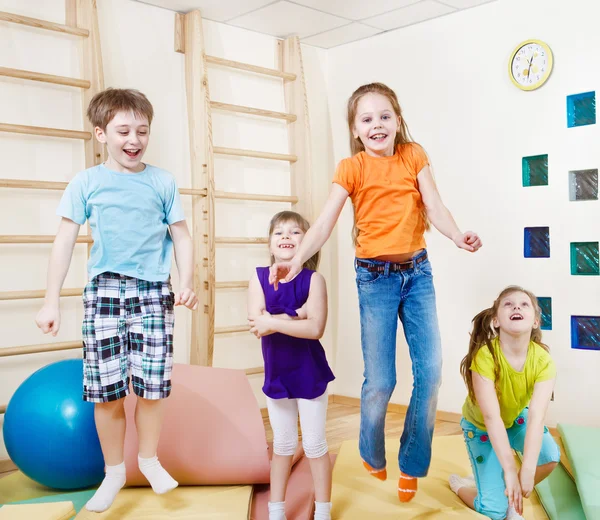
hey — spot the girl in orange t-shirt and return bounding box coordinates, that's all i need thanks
[269,82,482,504]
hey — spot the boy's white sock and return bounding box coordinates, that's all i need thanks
[268,501,287,520]
[449,474,476,495]
[138,455,178,494]
[314,501,332,520]
[506,504,525,520]
[85,461,126,512]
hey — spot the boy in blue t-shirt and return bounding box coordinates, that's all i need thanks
[35,88,197,512]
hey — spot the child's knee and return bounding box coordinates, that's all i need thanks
[96,398,125,414]
[272,434,298,456]
[302,436,328,458]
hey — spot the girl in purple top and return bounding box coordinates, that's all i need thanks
[248,211,335,520]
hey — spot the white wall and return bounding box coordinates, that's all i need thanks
[326,0,600,427]
[0,0,333,460]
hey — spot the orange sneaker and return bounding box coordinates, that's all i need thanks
[362,460,387,481]
[398,472,418,502]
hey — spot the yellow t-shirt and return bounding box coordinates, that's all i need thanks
[462,338,556,430]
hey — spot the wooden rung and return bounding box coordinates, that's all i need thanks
[0,66,90,88]
[215,281,249,289]
[0,340,81,357]
[215,190,297,203]
[0,404,5,414]
[0,178,67,190]
[214,146,297,163]
[0,288,83,301]
[0,123,91,140]
[214,237,268,245]
[0,235,92,244]
[245,366,265,376]
[0,10,89,37]
[210,101,296,122]
[0,178,206,197]
[215,325,250,334]
[206,55,296,81]
[179,187,207,196]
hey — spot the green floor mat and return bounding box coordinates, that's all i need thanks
[10,489,96,518]
[534,463,586,520]
[516,451,585,520]
[559,423,600,520]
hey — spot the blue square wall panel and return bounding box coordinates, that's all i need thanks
[571,316,600,350]
[567,91,596,128]
[524,227,550,258]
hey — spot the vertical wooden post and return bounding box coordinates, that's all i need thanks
[77,0,105,257]
[65,0,77,27]
[183,11,214,366]
[281,37,312,221]
[174,13,185,54]
[76,0,105,169]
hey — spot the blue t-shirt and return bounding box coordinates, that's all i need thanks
[57,163,185,282]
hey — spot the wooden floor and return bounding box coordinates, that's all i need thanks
[0,403,462,480]
[263,402,462,455]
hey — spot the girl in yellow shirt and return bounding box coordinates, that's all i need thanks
[450,286,560,520]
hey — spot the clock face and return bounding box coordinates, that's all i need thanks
[510,40,553,91]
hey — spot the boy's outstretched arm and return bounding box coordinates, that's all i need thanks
[169,221,198,310]
[417,166,482,252]
[35,218,80,336]
[520,378,555,497]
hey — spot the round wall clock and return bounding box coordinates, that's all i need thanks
[509,39,553,91]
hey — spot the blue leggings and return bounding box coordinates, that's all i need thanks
[461,408,560,520]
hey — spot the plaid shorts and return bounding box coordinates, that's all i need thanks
[82,272,175,403]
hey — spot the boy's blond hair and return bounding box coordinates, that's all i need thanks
[87,88,154,130]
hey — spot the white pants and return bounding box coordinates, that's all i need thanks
[266,390,329,459]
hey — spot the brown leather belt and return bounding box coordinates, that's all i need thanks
[356,252,428,273]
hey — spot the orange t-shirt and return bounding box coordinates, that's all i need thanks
[333,143,429,259]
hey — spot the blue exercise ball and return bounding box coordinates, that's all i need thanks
[2,359,105,490]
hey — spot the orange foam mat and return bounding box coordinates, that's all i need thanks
[74,485,252,519]
[251,454,337,520]
[331,436,548,519]
[123,364,271,486]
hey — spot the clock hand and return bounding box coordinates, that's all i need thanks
[526,54,533,81]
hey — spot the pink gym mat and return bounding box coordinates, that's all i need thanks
[123,364,272,485]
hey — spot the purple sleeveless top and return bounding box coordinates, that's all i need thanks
[257,267,335,400]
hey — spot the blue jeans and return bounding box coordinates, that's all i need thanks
[355,250,442,477]
[461,409,560,520]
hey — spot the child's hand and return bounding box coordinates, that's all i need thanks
[248,312,274,338]
[453,231,482,252]
[269,259,302,291]
[519,465,535,498]
[35,303,61,336]
[504,469,523,515]
[174,288,198,310]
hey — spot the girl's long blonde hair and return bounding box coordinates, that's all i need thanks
[460,286,549,403]
[346,82,430,244]
[267,211,320,271]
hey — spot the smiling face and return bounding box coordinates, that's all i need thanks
[353,92,401,157]
[95,110,149,173]
[493,291,540,336]
[269,219,306,264]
